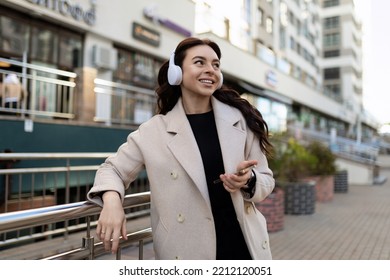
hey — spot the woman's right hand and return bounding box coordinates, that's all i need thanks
[96,191,128,254]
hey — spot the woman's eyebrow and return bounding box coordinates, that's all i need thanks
[191,56,220,63]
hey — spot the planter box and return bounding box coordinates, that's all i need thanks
[334,170,348,193]
[255,187,284,233]
[283,181,316,215]
[305,175,334,202]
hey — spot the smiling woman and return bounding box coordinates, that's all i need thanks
[87,37,276,260]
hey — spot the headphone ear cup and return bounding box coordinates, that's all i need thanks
[217,73,223,89]
[167,52,182,85]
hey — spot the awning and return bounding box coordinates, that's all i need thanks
[238,81,292,105]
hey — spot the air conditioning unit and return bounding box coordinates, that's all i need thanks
[92,45,118,70]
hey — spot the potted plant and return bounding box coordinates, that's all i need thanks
[305,140,337,202]
[268,136,317,215]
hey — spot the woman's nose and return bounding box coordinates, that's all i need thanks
[205,63,217,73]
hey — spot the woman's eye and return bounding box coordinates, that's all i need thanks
[195,60,204,65]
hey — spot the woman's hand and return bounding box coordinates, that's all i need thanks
[96,191,128,254]
[219,160,258,193]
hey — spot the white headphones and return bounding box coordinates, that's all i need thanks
[167,51,223,89]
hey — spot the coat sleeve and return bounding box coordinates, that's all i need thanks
[241,127,275,203]
[87,129,145,207]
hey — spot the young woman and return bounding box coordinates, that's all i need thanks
[87,37,275,260]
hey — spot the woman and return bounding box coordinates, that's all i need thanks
[87,37,275,260]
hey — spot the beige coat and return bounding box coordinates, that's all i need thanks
[87,96,275,260]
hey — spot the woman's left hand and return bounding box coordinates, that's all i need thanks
[219,160,258,193]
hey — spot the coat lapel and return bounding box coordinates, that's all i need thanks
[165,99,211,209]
[212,97,247,222]
[211,97,247,175]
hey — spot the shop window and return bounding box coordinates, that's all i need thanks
[0,15,29,57]
[133,53,156,88]
[59,33,82,70]
[114,49,134,83]
[30,26,58,64]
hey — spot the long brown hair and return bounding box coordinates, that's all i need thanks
[156,37,272,157]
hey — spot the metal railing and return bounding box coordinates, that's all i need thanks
[94,78,156,126]
[287,125,379,164]
[0,152,151,255]
[0,152,112,213]
[0,192,152,260]
[0,57,77,119]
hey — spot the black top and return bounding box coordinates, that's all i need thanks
[187,110,251,260]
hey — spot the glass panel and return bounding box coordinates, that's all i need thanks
[30,26,58,64]
[0,16,29,56]
[114,49,134,83]
[132,53,156,88]
[30,61,57,115]
[59,33,82,69]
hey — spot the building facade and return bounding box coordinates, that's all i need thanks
[0,0,380,149]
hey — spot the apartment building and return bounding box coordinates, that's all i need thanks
[194,0,378,141]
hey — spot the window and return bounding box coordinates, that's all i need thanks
[323,0,339,8]
[0,15,29,56]
[30,26,59,64]
[58,32,82,69]
[114,49,134,84]
[290,36,296,50]
[325,84,341,97]
[324,16,339,29]
[324,50,340,57]
[323,33,340,47]
[280,2,288,27]
[279,27,286,49]
[324,68,340,80]
[266,17,273,33]
[257,7,263,26]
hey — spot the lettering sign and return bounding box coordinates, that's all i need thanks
[25,0,96,25]
[143,5,191,37]
[132,22,161,47]
[266,70,277,87]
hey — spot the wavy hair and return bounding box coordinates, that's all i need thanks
[156,37,272,156]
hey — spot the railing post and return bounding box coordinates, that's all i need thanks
[83,216,95,260]
[138,239,144,260]
[116,247,122,260]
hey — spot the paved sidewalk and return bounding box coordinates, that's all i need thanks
[270,167,390,260]
[114,168,390,260]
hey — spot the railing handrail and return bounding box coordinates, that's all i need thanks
[0,192,152,260]
[94,78,155,96]
[0,57,77,78]
[0,152,113,160]
[0,191,150,234]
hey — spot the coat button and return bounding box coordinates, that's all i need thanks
[262,240,268,249]
[177,213,185,223]
[246,205,252,214]
[170,171,178,180]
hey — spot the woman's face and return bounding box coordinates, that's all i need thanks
[180,45,222,99]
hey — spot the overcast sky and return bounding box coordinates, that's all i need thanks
[355,0,390,126]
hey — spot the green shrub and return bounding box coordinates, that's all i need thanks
[305,140,337,176]
[269,137,317,182]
